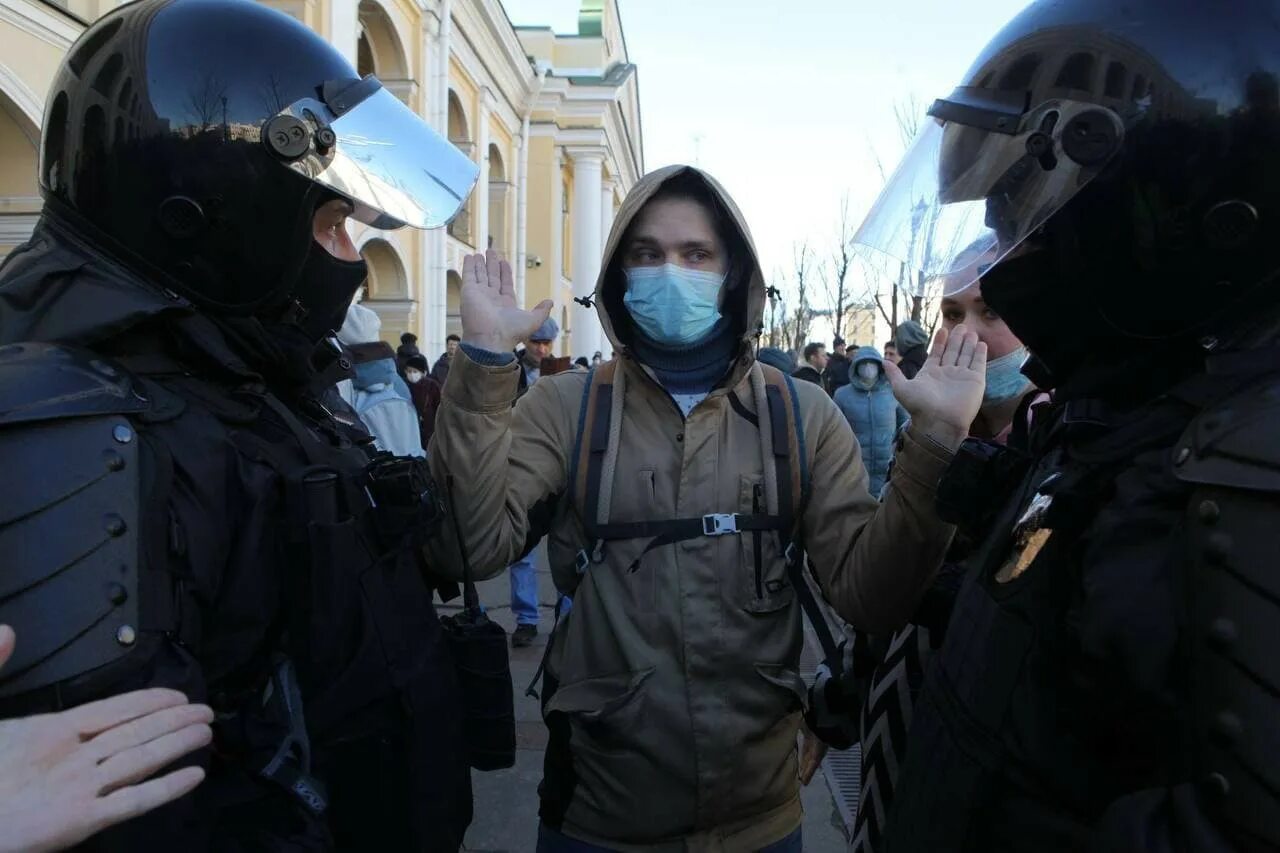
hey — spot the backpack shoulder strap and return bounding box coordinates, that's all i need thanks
[567,360,619,546]
[757,362,809,529]
[757,362,843,668]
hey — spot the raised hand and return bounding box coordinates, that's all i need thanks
[0,625,213,853]
[884,323,987,451]
[460,248,554,354]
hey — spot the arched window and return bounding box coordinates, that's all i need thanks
[1104,61,1127,98]
[1054,52,1096,92]
[997,54,1040,91]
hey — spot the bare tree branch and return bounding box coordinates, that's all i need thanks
[791,242,814,350]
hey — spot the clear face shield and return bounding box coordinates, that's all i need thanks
[266,76,479,230]
[852,87,1125,296]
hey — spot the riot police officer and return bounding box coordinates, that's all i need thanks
[854,0,1280,850]
[0,0,479,849]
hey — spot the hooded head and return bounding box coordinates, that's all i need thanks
[593,166,766,384]
[756,346,795,374]
[894,320,928,353]
[849,346,885,387]
[337,301,380,346]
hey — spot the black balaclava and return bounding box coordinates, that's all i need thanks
[294,240,369,343]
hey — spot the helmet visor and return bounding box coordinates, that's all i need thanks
[276,81,479,230]
[853,92,1124,295]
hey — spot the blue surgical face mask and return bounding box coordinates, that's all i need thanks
[623,263,725,346]
[983,345,1032,405]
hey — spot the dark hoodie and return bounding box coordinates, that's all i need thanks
[894,320,929,380]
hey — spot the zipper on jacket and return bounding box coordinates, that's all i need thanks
[752,483,764,599]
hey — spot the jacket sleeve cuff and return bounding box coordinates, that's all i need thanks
[458,341,516,367]
[892,424,956,491]
[443,345,521,413]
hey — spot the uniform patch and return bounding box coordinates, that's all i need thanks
[995,492,1053,583]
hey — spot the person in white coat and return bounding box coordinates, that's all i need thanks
[337,302,424,457]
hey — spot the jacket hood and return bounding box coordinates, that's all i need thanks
[338,302,381,346]
[353,354,399,390]
[848,346,889,387]
[895,320,929,352]
[0,216,264,383]
[0,216,194,347]
[593,166,766,380]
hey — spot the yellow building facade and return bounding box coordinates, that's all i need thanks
[0,0,642,360]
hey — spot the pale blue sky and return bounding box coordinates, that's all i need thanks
[501,0,1028,333]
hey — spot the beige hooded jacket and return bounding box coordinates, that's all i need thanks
[428,166,956,851]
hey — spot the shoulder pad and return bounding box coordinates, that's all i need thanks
[0,342,149,426]
[1174,379,1280,492]
[0,402,143,697]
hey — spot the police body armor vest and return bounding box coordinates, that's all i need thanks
[882,371,1280,853]
[0,341,471,852]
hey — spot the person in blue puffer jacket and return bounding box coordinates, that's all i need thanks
[833,346,907,497]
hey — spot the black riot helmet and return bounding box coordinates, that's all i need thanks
[854,0,1280,386]
[40,0,477,320]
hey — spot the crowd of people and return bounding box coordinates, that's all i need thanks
[1,0,1277,852]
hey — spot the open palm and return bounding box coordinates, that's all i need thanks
[0,626,212,853]
[460,249,553,354]
[884,324,987,446]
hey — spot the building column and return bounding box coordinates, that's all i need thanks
[421,0,451,359]
[328,0,359,70]
[598,177,617,357]
[414,15,438,359]
[569,149,604,360]
[474,88,493,252]
[549,147,565,348]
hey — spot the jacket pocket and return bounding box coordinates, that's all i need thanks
[546,667,654,756]
[738,476,796,614]
[753,662,807,715]
[721,664,807,814]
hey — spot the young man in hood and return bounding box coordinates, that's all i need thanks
[894,321,930,379]
[428,166,986,852]
[833,347,908,497]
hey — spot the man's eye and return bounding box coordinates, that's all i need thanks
[688,250,710,262]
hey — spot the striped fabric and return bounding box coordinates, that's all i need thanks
[849,624,934,853]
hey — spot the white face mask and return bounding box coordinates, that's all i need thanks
[856,362,880,383]
[405,368,424,384]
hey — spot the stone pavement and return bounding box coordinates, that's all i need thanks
[442,545,850,853]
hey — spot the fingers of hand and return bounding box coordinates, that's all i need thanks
[971,340,989,371]
[882,356,904,389]
[927,325,951,366]
[93,765,205,829]
[498,259,515,296]
[85,704,214,764]
[956,328,978,368]
[939,323,968,367]
[485,249,501,292]
[95,723,211,796]
[67,689,190,740]
[461,253,476,286]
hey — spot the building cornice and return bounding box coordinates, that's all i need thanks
[0,0,82,50]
